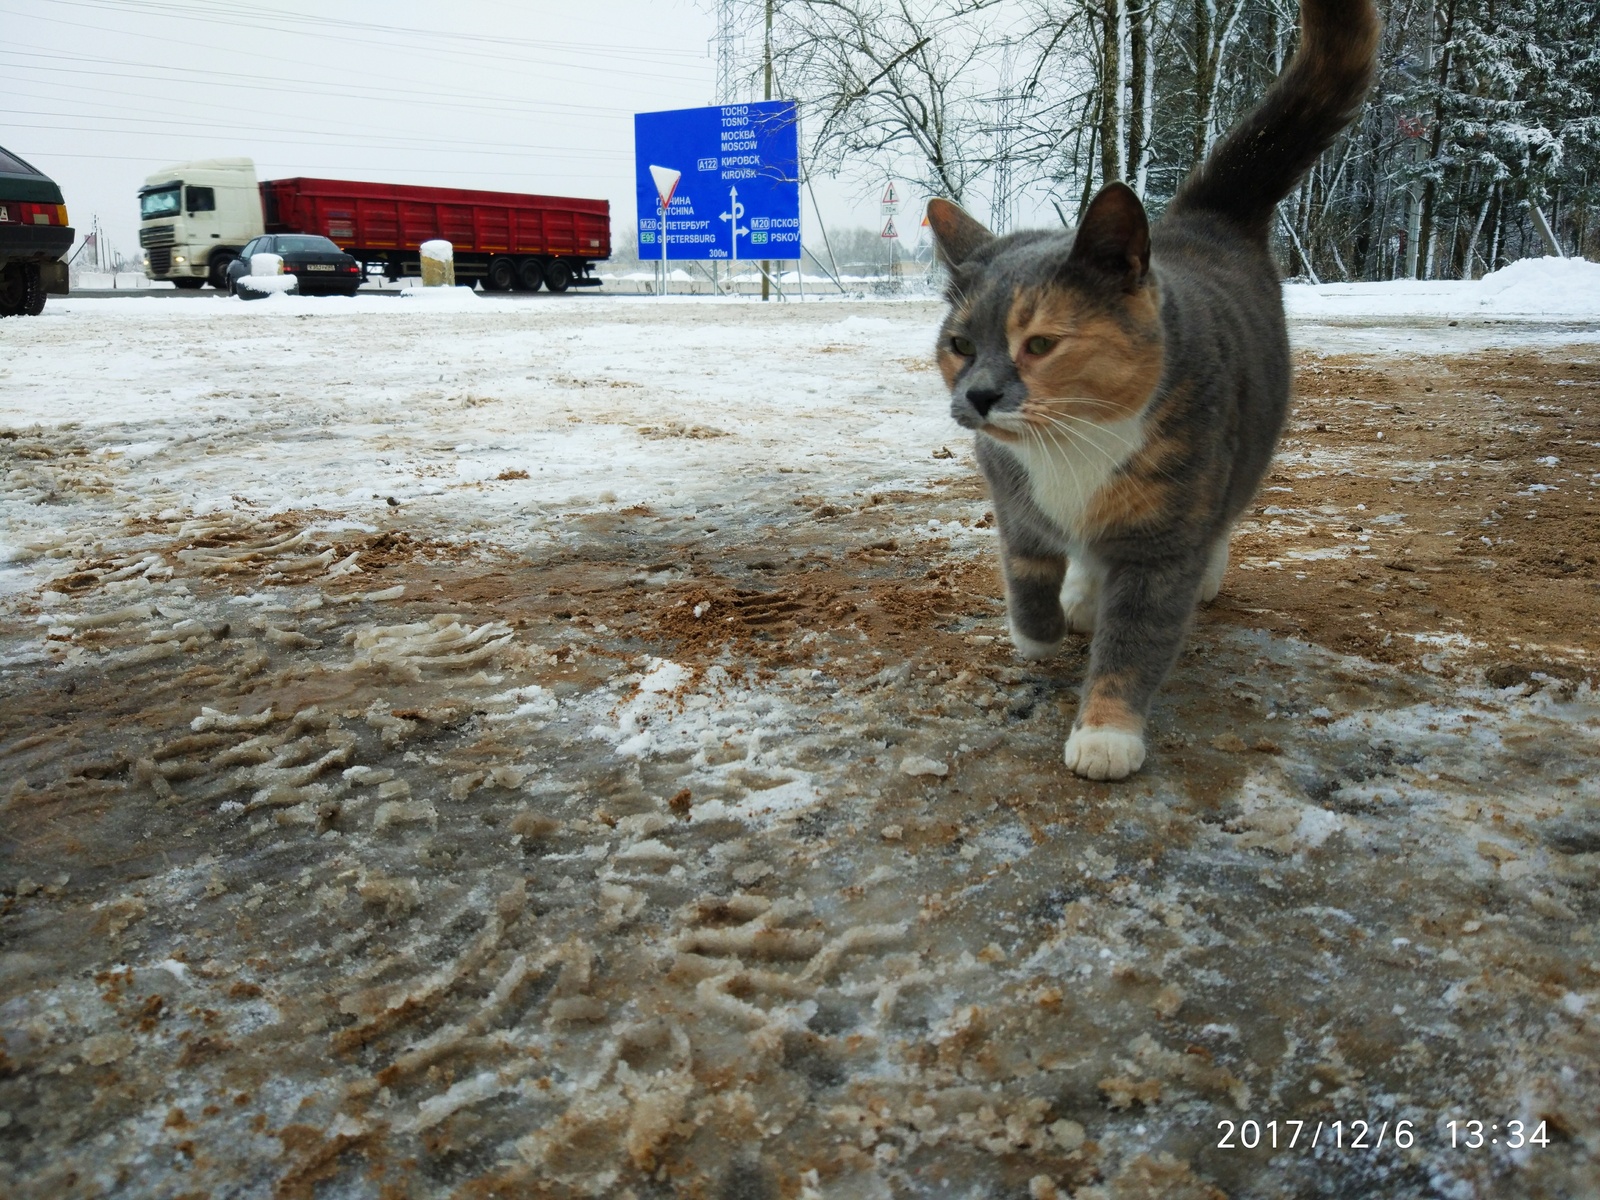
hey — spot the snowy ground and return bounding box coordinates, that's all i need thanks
[2,269,1598,1199]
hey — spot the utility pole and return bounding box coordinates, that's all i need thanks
[762,0,773,301]
[985,44,1023,234]
[714,0,738,293]
[715,0,738,104]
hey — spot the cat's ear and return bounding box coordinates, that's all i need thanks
[1066,182,1151,288]
[926,198,994,269]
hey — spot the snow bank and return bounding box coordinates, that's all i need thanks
[235,275,298,297]
[1477,255,1600,309]
[395,284,482,310]
[1286,255,1600,319]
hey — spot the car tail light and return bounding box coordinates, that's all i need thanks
[1,202,69,225]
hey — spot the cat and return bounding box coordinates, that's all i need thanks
[925,0,1379,779]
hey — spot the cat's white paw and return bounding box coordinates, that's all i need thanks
[1200,539,1230,603]
[1009,621,1063,661]
[1063,727,1146,780]
[1062,586,1097,634]
[1061,557,1101,633]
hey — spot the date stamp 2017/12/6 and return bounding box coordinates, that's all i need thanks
[1215,1118,1552,1152]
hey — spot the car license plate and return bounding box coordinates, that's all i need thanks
[306,264,335,271]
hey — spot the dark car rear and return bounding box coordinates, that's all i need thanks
[228,233,362,297]
[0,144,73,317]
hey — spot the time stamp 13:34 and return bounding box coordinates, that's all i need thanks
[1215,1118,1552,1151]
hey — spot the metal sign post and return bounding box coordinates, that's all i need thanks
[881,183,902,287]
[882,215,900,284]
[648,165,681,298]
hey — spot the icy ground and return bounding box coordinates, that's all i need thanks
[2,277,1598,1200]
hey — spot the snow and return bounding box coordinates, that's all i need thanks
[249,251,285,278]
[394,283,484,309]
[0,294,947,564]
[234,275,298,296]
[420,238,453,261]
[3,278,1598,1199]
[1284,254,1600,319]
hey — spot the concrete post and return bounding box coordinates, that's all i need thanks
[421,240,455,287]
[1531,206,1565,258]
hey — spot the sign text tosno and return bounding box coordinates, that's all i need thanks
[634,101,800,262]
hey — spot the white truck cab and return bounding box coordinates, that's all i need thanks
[139,158,264,289]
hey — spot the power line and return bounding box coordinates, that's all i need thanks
[41,0,709,61]
[0,50,653,122]
[0,121,629,164]
[6,149,625,183]
[5,75,615,146]
[12,0,708,63]
[8,1,709,82]
[0,40,693,109]
[1,110,628,160]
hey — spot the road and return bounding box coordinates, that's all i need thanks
[2,296,1596,1199]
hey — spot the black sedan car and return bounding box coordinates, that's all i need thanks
[0,143,73,317]
[227,233,362,297]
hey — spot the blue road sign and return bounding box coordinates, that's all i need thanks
[634,100,801,262]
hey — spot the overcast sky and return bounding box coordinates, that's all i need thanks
[3,0,916,265]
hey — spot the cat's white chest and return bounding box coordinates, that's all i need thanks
[1007,413,1146,537]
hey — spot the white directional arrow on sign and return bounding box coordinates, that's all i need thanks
[719,186,749,261]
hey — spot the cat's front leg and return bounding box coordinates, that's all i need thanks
[1063,556,1206,780]
[1001,550,1067,660]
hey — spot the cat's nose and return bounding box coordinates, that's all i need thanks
[966,386,1003,416]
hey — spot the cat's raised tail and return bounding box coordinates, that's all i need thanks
[1168,0,1380,239]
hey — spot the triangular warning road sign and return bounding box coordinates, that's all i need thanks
[649,164,682,209]
[881,217,899,239]
[882,182,899,206]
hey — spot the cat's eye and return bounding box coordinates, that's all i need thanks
[949,335,976,357]
[1024,335,1056,356]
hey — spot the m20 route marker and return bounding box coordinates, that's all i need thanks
[633,100,801,264]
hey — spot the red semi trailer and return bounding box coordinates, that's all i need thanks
[140,158,609,292]
[262,177,609,292]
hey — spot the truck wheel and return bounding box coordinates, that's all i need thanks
[545,260,573,293]
[208,255,236,290]
[0,263,44,317]
[23,265,46,315]
[516,258,544,291]
[173,278,205,291]
[485,257,516,292]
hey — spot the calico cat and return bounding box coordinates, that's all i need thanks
[926,0,1379,779]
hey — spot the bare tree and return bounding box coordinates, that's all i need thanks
[766,0,1011,203]
[718,0,1600,276]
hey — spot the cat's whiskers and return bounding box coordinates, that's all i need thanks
[1027,409,1135,446]
[1019,409,1140,472]
[1024,397,1186,481]
[1013,415,1127,479]
[1030,394,1141,426]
